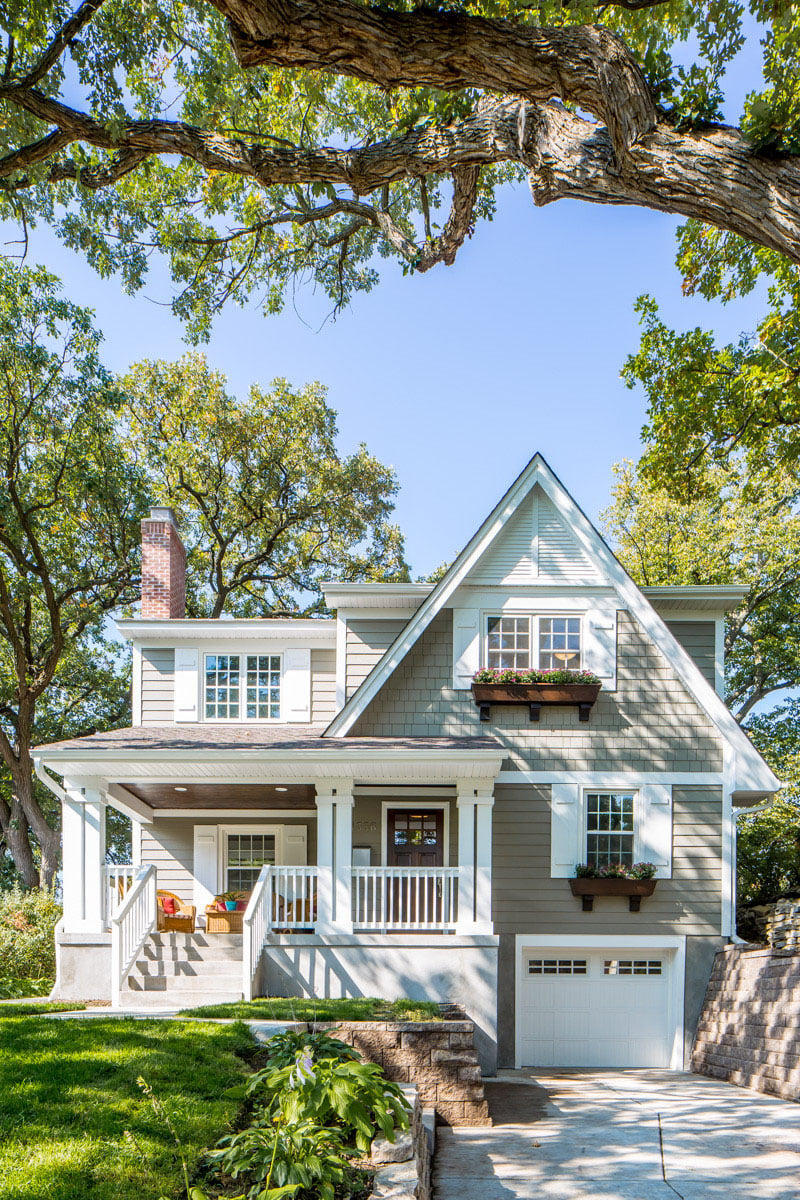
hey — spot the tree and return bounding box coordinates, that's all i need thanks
[125,353,408,617]
[737,701,800,909]
[0,262,147,886]
[602,458,800,721]
[1,1,800,337]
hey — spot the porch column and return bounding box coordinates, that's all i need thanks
[456,780,495,935]
[315,780,354,934]
[61,781,107,934]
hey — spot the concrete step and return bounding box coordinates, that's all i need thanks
[141,942,243,963]
[123,988,244,1008]
[148,932,243,949]
[133,959,242,980]
[128,970,243,991]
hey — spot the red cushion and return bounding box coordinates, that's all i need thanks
[162,896,177,914]
[236,900,247,912]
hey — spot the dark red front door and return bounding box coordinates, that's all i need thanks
[387,809,444,867]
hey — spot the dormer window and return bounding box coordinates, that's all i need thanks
[204,653,281,720]
[485,615,582,672]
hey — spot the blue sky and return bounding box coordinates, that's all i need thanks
[5,30,767,579]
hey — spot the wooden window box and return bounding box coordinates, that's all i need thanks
[471,681,601,723]
[569,877,657,912]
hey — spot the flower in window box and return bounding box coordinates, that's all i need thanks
[627,862,657,880]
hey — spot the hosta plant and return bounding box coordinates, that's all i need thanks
[206,1118,351,1200]
[258,1030,359,1071]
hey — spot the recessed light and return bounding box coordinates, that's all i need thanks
[275,786,288,792]
[174,786,188,792]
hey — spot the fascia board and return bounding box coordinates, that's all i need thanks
[115,619,335,642]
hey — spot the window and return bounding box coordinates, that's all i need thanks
[539,616,581,671]
[528,959,587,976]
[226,832,276,892]
[485,615,581,671]
[487,615,530,670]
[604,960,662,976]
[204,654,281,720]
[586,791,635,868]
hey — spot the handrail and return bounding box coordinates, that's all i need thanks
[103,864,137,926]
[111,864,157,1008]
[242,864,271,1002]
[352,865,459,932]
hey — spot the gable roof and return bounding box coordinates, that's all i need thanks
[325,453,778,796]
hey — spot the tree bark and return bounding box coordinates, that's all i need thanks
[0,794,39,888]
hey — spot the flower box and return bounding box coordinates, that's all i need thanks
[569,877,657,912]
[471,680,602,723]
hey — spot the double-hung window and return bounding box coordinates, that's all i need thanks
[585,791,635,868]
[204,654,281,720]
[486,614,582,671]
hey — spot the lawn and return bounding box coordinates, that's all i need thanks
[0,1002,85,1018]
[0,1015,254,1200]
[178,995,443,1021]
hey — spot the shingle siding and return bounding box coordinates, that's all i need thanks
[351,608,724,773]
[666,620,716,689]
[141,648,175,724]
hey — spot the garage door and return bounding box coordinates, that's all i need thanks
[519,947,674,1067]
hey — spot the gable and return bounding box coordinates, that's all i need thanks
[470,485,600,585]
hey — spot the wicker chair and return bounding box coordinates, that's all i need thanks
[156,890,196,933]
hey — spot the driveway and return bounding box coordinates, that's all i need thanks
[434,1070,800,1200]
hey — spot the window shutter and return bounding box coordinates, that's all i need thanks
[550,783,581,878]
[453,609,480,688]
[282,648,311,722]
[583,605,617,689]
[174,648,199,722]
[283,826,308,866]
[193,826,219,911]
[638,785,672,878]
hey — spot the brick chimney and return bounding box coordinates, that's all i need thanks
[141,506,186,618]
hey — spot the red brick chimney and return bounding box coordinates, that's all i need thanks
[141,506,186,618]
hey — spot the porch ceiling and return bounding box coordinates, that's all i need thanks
[122,782,315,810]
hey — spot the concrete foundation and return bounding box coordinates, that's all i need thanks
[262,933,499,1073]
[53,924,112,1003]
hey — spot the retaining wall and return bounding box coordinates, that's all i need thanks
[323,1019,491,1126]
[691,943,800,1099]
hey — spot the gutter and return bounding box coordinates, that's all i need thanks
[33,756,66,804]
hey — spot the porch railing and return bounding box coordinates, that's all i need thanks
[352,866,459,932]
[110,864,157,1007]
[243,865,319,999]
[103,864,137,925]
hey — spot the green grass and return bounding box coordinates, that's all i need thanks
[0,1002,85,1018]
[178,995,443,1022]
[0,1016,255,1200]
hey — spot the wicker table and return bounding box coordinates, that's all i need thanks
[205,909,244,934]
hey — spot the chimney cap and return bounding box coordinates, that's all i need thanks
[146,505,179,527]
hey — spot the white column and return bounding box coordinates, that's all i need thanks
[456,780,495,935]
[315,780,354,934]
[62,781,107,934]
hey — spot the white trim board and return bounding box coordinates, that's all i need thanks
[379,800,450,867]
[514,933,687,1071]
[325,453,777,797]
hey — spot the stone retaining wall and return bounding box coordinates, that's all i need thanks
[371,1084,435,1200]
[322,1019,490,1126]
[738,899,800,951]
[691,943,800,1099]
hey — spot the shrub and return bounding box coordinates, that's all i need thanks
[0,885,61,982]
[258,1030,359,1071]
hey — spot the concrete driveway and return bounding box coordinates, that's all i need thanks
[434,1070,800,1200]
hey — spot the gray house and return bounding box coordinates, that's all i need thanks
[34,454,777,1073]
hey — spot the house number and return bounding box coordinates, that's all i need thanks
[354,821,378,832]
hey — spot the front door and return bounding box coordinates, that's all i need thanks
[387,809,444,866]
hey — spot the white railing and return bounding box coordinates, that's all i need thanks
[243,865,319,999]
[352,866,459,932]
[103,864,137,925]
[111,864,157,1007]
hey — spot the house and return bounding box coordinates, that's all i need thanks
[34,454,778,1073]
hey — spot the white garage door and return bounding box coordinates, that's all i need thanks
[519,947,674,1067]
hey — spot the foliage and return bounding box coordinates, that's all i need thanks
[574,862,656,880]
[256,1030,359,1071]
[206,1117,354,1200]
[737,701,800,908]
[0,1,797,336]
[0,976,53,999]
[0,1016,254,1200]
[125,354,409,618]
[602,459,800,721]
[178,995,443,1022]
[472,668,601,685]
[0,261,146,886]
[0,884,60,981]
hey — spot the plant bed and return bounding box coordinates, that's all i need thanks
[471,670,601,722]
[569,877,658,912]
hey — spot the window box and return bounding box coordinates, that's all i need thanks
[568,877,657,912]
[471,678,601,723]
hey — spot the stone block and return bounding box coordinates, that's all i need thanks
[371,1132,414,1164]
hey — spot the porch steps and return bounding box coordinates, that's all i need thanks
[124,931,245,1009]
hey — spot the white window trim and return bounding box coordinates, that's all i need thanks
[514,934,687,1070]
[379,801,450,867]
[203,652,283,723]
[583,788,638,868]
[483,611,583,672]
[218,823,285,891]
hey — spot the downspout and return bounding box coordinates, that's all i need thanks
[33,756,66,805]
[730,793,781,944]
